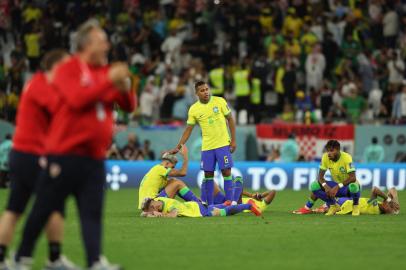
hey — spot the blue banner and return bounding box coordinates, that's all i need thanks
[105,161,406,191]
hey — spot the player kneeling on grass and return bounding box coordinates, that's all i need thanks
[138,145,200,209]
[293,140,362,216]
[140,197,262,218]
[210,178,276,212]
[335,187,400,215]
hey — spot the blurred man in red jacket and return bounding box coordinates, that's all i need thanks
[0,49,80,270]
[12,19,136,270]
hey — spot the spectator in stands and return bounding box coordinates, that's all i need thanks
[383,5,399,49]
[341,87,367,123]
[0,134,12,188]
[363,137,385,163]
[280,133,299,163]
[266,148,281,163]
[24,22,42,72]
[140,76,158,126]
[392,83,406,124]
[387,50,405,92]
[106,142,123,160]
[140,140,155,161]
[305,43,325,91]
[121,132,140,161]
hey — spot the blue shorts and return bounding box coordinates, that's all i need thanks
[201,145,233,172]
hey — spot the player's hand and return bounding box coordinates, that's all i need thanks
[109,62,130,90]
[230,140,236,153]
[253,192,262,201]
[168,147,180,154]
[327,185,339,198]
[153,211,163,217]
[179,144,188,157]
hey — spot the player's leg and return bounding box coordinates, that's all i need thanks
[15,156,73,265]
[213,182,226,204]
[74,159,106,268]
[310,181,341,215]
[216,146,234,202]
[232,176,243,204]
[293,181,320,214]
[163,178,200,202]
[201,149,216,205]
[0,150,39,265]
[209,200,261,216]
[348,182,361,216]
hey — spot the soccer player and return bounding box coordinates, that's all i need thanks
[140,197,262,218]
[293,140,361,216]
[211,179,276,212]
[138,145,200,209]
[0,49,79,270]
[11,20,135,270]
[336,187,400,215]
[170,81,237,205]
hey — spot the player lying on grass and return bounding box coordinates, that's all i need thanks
[138,145,200,209]
[335,187,400,215]
[210,178,276,212]
[140,196,262,218]
[293,140,362,216]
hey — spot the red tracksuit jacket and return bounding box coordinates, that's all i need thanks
[45,56,136,159]
[13,72,59,156]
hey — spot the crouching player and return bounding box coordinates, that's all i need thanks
[293,140,362,216]
[138,145,200,209]
[336,187,400,215]
[140,197,262,218]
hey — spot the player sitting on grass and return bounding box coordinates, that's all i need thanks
[138,145,200,209]
[336,187,400,215]
[293,140,362,216]
[210,178,276,212]
[140,196,262,218]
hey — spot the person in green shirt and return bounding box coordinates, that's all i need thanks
[281,133,299,162]
[0,134,12,188]
[341,89,367,123]
[363,137,385,163]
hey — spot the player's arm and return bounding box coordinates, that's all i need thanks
[370,186,389,201]
[242,191,254,198]
[226,114,237,153]
[52,62,129,110]
[342,171,356,186]
[161,209,178,218]
[175,125,194,152]
[168,145,189,177]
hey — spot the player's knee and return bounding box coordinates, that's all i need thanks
[349,183,360,193]
[310,181,321,192]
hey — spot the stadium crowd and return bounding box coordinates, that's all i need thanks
[1,0,406,125]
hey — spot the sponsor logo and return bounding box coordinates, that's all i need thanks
[106,165,128,191]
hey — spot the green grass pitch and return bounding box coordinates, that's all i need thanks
[1,189,406,270]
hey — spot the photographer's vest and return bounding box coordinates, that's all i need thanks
[209,68,224,95]
[233,69,250,97]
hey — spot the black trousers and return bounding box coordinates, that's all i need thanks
[16,155,106,266]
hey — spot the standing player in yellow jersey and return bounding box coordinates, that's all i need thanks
[138,145,200,209]
[293,140,362,216]
[170,81,237,205]
[336,187,400,215]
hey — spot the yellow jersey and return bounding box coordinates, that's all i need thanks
[339,198,381,215]
[138,164,172,209]
[242,198,268,212]
[319,151,356,184]
[156,197,203,217]
[187,96,231,151]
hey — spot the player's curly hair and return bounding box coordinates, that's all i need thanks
[194,80,206,91]
[325,140,340,150]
